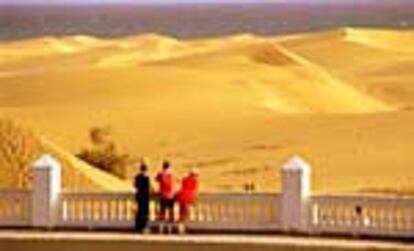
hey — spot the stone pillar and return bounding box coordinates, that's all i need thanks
[280,156,310,232]
[32,154,61,228]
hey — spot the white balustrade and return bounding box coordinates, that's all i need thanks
[1,153,413,239]
[57,192,136,229]
[310,195,414,238]
[0,190,31,227]
[55,192,282,231]
[188,193,281,231]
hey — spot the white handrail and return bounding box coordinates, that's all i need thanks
[310,195,414,237]
[55,192,282,231]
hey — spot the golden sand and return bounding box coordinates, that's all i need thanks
[0,28,413,194]
[0,119,131,191]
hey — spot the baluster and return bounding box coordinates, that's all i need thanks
[122,198,129,221]
[401,208,407,230]
[386,206,393,230]
[122,198,127,221]
[13,196,19,219]
[327,205,334,227]
[245,197,253,223]
[191,203,198,222]
[10,197,16,219]
[0,200,3,220]
[20,195,26,220]
[68,198,73,221]
[251,197,257,223]
[394,208,401,230]
[113,198,119,221]
[128,198,134,221]
[228,198,236,223]
[311,203,318,226]
[104,198,110,221]
[215,200,222,224]
[73,198,79,221]
[118,198,125,221]
[149,200,155,221]
[218,198,225,223]
[240,197,247,223]
[396,206,403,230]
[96,199,102,221]
[379,208,386,229]
[4,199,10,219]
[113,198,122,220]
[83,198,89,221]
[381,207,389,230]
[264,199,270,222]
[74,198,79,221]
[209,200,216,223]
[196,200,203,222]
[62,199,67,221]
[108,199,114,221]
[230,198,237,223]
[85,198,92,221]
[206,199,212,222]
[324,203,331,227]
[363,207,372,229]
[372,207,379,229]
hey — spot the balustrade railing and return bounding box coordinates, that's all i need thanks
[188,193,281,231]
[310,195,414,237]
[0,190,31,227]
[56,192,282,231]
[57,192,137,228]
[1,154,414,239]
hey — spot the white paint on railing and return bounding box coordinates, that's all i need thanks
[310,195,414,237]
[1,153,414,239]
[281,156,310,232]
[32,154,61,228]
[57,192,136,229]
[187,193,281,231]
[56,192,282,231]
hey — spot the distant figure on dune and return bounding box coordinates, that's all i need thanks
[156,160,176,225]
[176,168,199,233]
[134,161,151,232]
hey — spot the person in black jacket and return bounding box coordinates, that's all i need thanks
[134,161,151,232]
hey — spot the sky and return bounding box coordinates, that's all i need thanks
[0,0,382,4]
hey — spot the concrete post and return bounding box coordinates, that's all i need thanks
[280,156,310,232]
[32,154,61,228]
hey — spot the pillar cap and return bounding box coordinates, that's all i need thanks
[282,155,310,173]
[33,154,61,170]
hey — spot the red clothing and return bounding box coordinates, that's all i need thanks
[156,170,175,199]
[177,175,198,205]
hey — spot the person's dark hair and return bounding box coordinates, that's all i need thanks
[140,162,148,172]
[162,160,170,170]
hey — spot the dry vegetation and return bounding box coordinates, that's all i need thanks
[0,118,131,191]
[77,126,136,179]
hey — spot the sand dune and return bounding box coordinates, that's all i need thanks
[344,28,414,53]
[0,118,131,191]
[0,28,413,194]
[281,28,414,109]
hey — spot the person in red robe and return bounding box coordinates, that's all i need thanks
[177,168,199,223]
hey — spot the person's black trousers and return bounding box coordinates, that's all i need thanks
[135,196,150,232]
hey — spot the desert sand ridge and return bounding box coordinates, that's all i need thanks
[0,28,413,193]
[344,28,414,53]
[0,118,131,191]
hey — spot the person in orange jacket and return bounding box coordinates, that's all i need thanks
[176,168,199,223]
[155,160,176,222]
